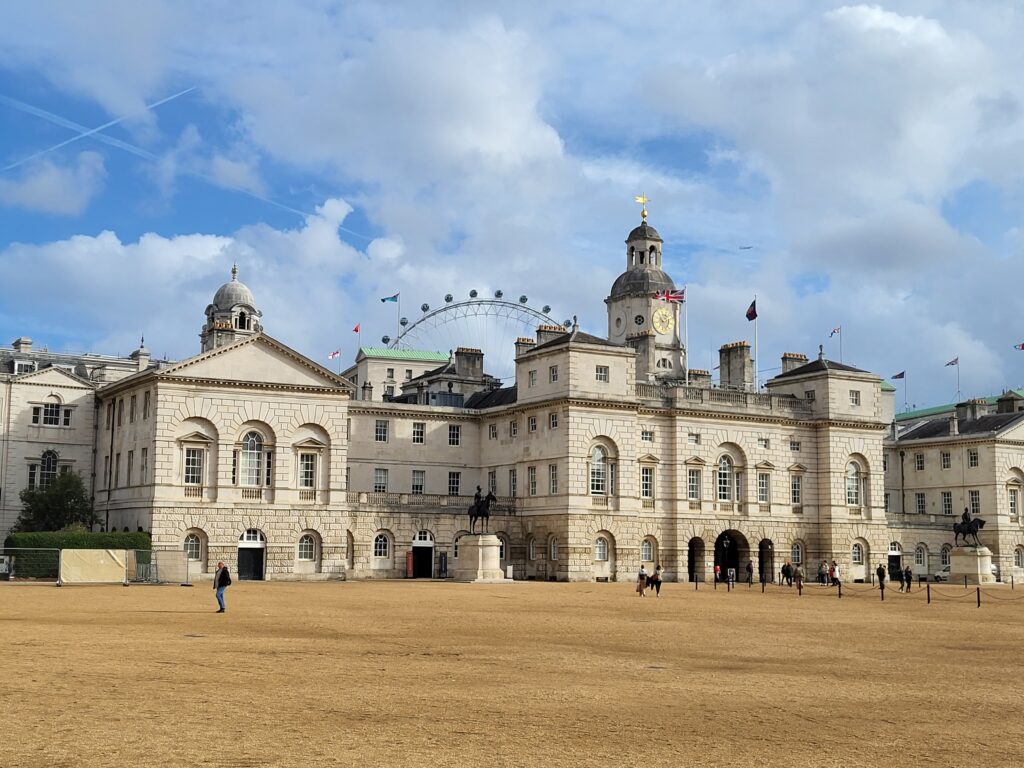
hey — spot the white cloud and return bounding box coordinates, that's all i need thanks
[0,151,106,215]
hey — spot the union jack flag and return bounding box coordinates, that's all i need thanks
[653,288,685,303]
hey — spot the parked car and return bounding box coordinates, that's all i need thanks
[933,564,999,582]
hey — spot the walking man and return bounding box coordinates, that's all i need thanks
[746,559,754,586]
[214,561,232,613]
[876,563,886,590]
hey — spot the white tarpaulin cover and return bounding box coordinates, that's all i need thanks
[59,549,127,584]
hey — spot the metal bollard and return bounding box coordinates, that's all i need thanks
[837,582,842,599]
[880,583,885,602]
[965,575,968,589]
[927,583,931,604]
[977,587,981,608]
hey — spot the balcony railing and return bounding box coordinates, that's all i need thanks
[299,489,316,502]
[641,499,655,509]
[347,492,520,515]
[241,487,263,501]
[183,485,203,499]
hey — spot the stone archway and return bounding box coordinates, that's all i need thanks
[714,530,750,582]
[758,538,775,583]
[687,537,706,582]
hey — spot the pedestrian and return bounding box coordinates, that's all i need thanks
[213,561,231,613]
[832,560,841,587]
[714,563,721,583]
[793,564,804,592]
[904,565,913,593]
[898,567,906,593]
[651,564,663,597]
[746,559,754,586]
[819,560,828,586]
[784,562,793,587]
[876,563,886,589]
[637,564,648,597]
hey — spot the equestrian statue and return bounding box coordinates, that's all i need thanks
[953,507,986,547]
[468,485,497,534]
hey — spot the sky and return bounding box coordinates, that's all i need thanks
[2,1,1024,409]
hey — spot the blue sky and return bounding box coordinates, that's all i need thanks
[2,1,1024,408]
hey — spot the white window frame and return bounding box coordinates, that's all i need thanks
[851,543,864,565]
[412,422,425,444]
[298,534,316,561]
[914,453,924,471]
[915,492,926,514]
[757,472,770,504]
[790,473,802,506]
[298,452,317,489]
[448,424,461,447]
[717,456,733,501]
[969,489,981,515]
[184,533,202,561]
[594,537,608,561]
[549,365,558,383]
[374,468,388,493]
[942,491,953,516]
[595,365,609,382]
[549,537,559,561]
[549,412,559,429]
[528,466,537,496]
[968,449,979,468]
[687,468,701,500]
[184,446,205,486]
[411,469,425,495]
[791,542,803,564]
[373,534,390,558]
[941,451,951,470]
[374,420,389,443]
[849,390,860,406]
[640,466,654,499]
[447,471,461,496]
[528,416,537,433]
[846,463,862,507]
[548,464,558,495]
[640,539,653,562]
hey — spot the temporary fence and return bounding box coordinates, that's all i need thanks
[0,547,193,586]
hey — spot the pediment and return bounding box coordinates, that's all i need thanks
[636,453,660,463]
[684,456,706,466]
[293,437,328,449]
[755,461,776,470]
[13,365,94,388]
[178,431,215,443]
[158,334,354,392]
[788,463,808,473]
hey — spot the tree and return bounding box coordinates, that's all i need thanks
[15,471,93,532]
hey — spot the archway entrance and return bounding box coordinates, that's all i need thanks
[237,528,266,581]
[714,530,750,582]
[412,530,434,578]
[758,539,775,583]
[687,538,706,582]
[887,542,902,582]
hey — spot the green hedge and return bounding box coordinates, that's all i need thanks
[4,531,151,551]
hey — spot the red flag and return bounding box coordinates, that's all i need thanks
[745,299,757,321]
[352,324,360,333]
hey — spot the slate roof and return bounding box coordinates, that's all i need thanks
[899,412,1024,441]
[465,386,518,409]
[772,358,870,379]
[894,389,1024,423]
[530,329,624,354]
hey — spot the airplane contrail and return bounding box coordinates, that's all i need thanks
[1,87,196,171]
[0,90,358,228]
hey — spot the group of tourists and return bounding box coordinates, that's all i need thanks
[875,564,915,592]
[816,560,842,586]
[636,564,663,597]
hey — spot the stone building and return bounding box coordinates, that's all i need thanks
[10,215,1014,585]
[884,394,1024,582]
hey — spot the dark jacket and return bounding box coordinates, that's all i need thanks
[214,566,232,589]
[876,566,886,583]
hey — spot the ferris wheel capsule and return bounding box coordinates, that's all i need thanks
[445,294,453,303]
[400,317,408,326]
[469,289,478,298]
[421,303,429,312]
[382,335,390,345]
[519,295,528,304]
[542,305,551,313]
[494,290,503,298]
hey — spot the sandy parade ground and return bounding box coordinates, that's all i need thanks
[2,579,1024,768]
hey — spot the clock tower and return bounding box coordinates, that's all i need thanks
[605,212,686,381]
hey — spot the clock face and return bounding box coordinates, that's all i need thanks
[653,307,674,334]
[634,314,645,326]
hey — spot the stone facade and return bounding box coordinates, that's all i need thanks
[7,215,1021,586]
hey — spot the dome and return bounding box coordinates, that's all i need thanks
[212,265,257,310]
[609,268,676,299]
[626,221,662,243]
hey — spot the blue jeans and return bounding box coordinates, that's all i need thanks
[216,586,226,611]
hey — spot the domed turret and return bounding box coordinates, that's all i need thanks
[200,264,264,352]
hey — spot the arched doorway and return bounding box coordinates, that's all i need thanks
[758,539,774,583]
[238,528,266,580]
[412,529,434,578]
[714,530,750,582]
[887,541,902,582]
[687,538,706,582]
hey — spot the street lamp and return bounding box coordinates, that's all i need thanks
[723,536,731,587]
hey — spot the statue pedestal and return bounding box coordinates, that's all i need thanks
[950,547,996,585]
[453,534,506,583]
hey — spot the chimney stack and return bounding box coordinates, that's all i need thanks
[12,336,32,353]
[454,347,484,379]
[536,324,567,346]
[515,337,536,358]
[781,352,808,374]
[719,341,753,391]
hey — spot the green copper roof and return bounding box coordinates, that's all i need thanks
[358,346,449,362]
[894,388,1024,422]
[881,381,896,392]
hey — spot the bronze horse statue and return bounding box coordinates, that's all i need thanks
[469,490,497,534]
[954,516,985,547]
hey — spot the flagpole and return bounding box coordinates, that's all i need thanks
[684,286,689,387]
[904,373,908,413]
[956,362,961,402]
[753,294,758,391]
[396,295,401,346]
[839,325,843,364]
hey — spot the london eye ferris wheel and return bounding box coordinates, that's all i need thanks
[379,290,566,383]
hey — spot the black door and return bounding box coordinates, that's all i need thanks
[412,547,433,578]
[238,549,264,581]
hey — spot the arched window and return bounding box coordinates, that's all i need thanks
[590,446,607,495]
[940,546,951,567]
[184,533,202,561]
[40,450,59,489]
[914,546,926,567]
[549,537,559,561]
[241,431,264,486]
[851,542,864,565]
[594,537,609,561]
[298,534,316,561]
[717,456,733,501]
[453,535,462,559]
[846,462,862,506]
[641,539,653,561]
[889,541,902,555]
[528,537,537,561]
[237,311,247,329]
[498,537,506,560]
[791,542,803,564]
[373,534,390,558]
[1015,549,1023,568]
[240,528,265,543]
